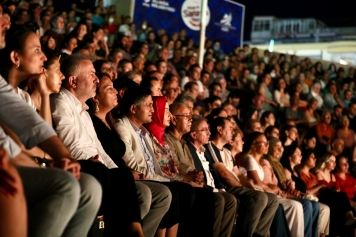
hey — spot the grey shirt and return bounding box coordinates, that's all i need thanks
[0,126,22,158]
[0,76,56,149]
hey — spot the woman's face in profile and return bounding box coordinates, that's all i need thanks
[18,33,47,75]
[46,58,64,94]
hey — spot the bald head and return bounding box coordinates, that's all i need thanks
[169,102,192,135]
[332,138,344,153]
[169,103,187,115]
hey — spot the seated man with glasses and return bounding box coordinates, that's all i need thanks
[115,87,203,236]
[165,103,237,237]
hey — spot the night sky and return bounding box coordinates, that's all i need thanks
[235,0,356,40]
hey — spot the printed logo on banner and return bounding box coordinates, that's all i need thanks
[215,12,236,32]
[181,0,210,31]
[142,0,176,12]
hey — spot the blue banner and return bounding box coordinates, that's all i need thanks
[133,0,245,53]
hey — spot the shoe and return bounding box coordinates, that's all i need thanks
[345,218,356,226]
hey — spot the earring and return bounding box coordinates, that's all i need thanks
[95,101,99,112]
[16,63,20,68]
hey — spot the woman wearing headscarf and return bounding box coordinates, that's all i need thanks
[144,96,218,237]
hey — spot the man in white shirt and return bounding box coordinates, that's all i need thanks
[165,103,236,237]
[180,64,204,99]
[51,54,171,237]
[205,117,279,237]
[187,118,237,237]
[0,9,101,237]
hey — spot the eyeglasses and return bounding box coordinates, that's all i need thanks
[173,114,193,119]
[195,127,209,132]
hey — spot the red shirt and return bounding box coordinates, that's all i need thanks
[335,173,356,200]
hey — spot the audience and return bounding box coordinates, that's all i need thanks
[206,118,279,237]
[241,132,304,237]
[2,1,356,237]
[299,150,356,236]
[51,54,170,237]
[185,117,237,237]
[0,14,101,237]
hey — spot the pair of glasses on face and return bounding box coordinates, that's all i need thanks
[195,127,209,133]
[173,114,192,120]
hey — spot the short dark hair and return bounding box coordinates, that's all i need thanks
[208,82,222,90]
[113,77,138,92]
[93,59,109,73]
[118,59,132,69]
[175,94,194,104]
[61,53,95,86]
[184,81,198,91]
[120,86,152,115]
[188,63,200,73]
[209,117,229,139]
[43,48,60,69]
[141,75,159,91]
[264,125,277,137]
[155,59,166,67]
[260,111,273,126]
[189,117,207,140]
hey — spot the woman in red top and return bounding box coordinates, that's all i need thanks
[299,150,356,235]
[335,156,356,203]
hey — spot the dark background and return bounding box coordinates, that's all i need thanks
[234,0,356,40]
[53,0,356,41]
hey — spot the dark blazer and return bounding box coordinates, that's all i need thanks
[186,142,225,191]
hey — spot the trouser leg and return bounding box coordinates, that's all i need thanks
[293,199,314,237]
[137,181,171,237]
[270,204,292,237]
[18,167,82,237]
[62,173,102,237]
[255,192,279,236]
[217,192,237,237]
[278,197,304,237]
[318,202,330,236]
[228,186,278,237]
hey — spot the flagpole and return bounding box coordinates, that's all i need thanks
[198,0,208,67]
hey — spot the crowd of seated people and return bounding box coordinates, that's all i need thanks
[3,1,356,237]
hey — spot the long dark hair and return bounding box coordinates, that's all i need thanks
[280,144,298,173]
[0,25,36,79]
[240,131,264,160]
[89,72,116,130]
